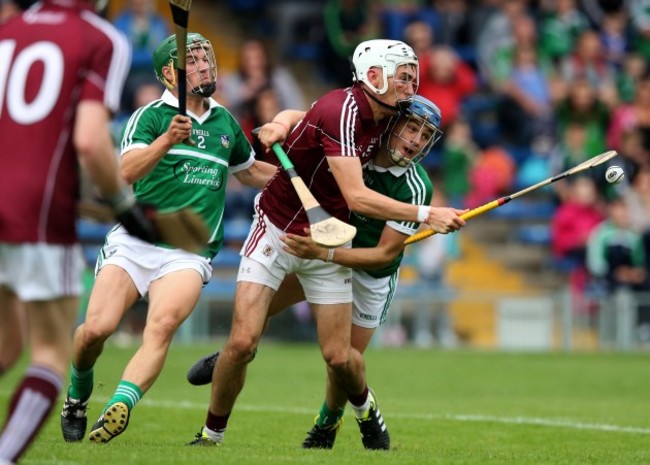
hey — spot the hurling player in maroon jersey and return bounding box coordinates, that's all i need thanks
[188,39,466,450]
[0,0,158,462]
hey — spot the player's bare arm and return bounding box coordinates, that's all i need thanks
[256,110,306,147]
[327,156,465,233]
[283,225,405,270]
[121,114,192,184]
[75,101,123,198]
[233,160,278,189]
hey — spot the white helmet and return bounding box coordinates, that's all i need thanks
[351,39,419,95]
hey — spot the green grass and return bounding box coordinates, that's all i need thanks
[2,343,650,465]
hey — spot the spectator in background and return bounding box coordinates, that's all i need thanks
[497,44,554,148]
[239,87,283,161]
[607,71,650,152]
[559,29,619,107]
[552,176,605,263]
[621,169,650,265]
[549,121,591,200]
[538,0,590,64]
[554,76,611,157]
[323,0,378,87]
[629,0,650,60]
[551,176,605,313]
[418,45,477,130]
[217,38,306,122]
[616,53,646,103]
[586,196,650,337]
[440,119,478,207]
[476,0,530,86]
[599,7,630,71]
[403,20,435,74]
[465,145,516,209]
[113,0,170,108]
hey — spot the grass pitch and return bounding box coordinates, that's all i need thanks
[1,342,649,465]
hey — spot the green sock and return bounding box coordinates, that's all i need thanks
[316,401,344,427]
[67,364,94,401]
[103,380,143,413]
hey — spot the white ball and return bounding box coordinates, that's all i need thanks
[605,165,625,184]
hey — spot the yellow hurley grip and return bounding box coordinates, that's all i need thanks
[460,200,501,220]
[404,228,434,245]
[403,199,504,245]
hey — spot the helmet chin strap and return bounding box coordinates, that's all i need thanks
[360,85,400,112]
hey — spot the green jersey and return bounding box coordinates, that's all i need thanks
[120,90,255,259]
[352,161,433,279]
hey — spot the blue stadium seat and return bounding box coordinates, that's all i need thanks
[515,224,551,246]
[223,218,250,243]
[76,219,113,243]
[212,247,241,268]
[460,94,501,149]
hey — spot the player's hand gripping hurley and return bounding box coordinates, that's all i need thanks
[405,149,619,245]
[253,128,357,247]
[168,0,194,145]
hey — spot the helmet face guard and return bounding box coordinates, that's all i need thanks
[387,96,443,168]
[351,40,419,98]
[153,32,217,98]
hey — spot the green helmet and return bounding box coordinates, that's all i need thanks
[153,32,217,97]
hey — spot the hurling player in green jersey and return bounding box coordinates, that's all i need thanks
[60,33,277,445]
[187,96,452,449]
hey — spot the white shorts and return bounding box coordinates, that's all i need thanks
[352,269,399,329]
[97,226,212,298]
[0,242,86,300]
[238,200,352,305]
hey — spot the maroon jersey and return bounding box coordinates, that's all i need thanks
[0,0,130,244]
[260,84,388,234]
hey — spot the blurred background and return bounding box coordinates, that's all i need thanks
[57,0,650,352]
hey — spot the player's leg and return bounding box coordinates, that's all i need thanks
[0,297,77,463]
[0,288,25,375]
[89,251,210,444]
[186,273,305,386]
[189,275,276,446]
[304,270,394,450]
[61,264,138,442]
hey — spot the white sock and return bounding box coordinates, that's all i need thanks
[350,393,372,420]
[203,426,224,443]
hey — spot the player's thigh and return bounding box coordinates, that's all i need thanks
[84,264,139,332]
[147,268,204,328]
[312,302,353,357]
[231,279,277,342]
[268,273,305,317]
[351,325,376,354]
[25,297,78,373]
[0,287,25,366]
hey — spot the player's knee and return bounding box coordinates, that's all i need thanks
[321,346,349,372]
[77,322,114,348]
[145,315,182,344]
[224,334,259,364]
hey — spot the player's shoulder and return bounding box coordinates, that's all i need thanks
[312,87,357,113]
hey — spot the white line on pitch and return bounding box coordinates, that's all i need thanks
[1,390,647,435]
[130,397,650,435]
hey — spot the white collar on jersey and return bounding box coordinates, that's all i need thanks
[366,159,409,178]
[160,90,220,124]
